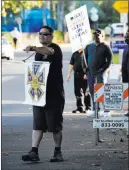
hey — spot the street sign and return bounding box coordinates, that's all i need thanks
[104,84,123,110]
[113,1,128,13]
[110,40,126,54]
[120,13,128,23]
[93,117,129,129]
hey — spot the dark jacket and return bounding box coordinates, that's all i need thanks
[122,45,129,82]
[82,42,112,75]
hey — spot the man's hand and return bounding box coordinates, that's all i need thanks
[23,46,31,53]
[67,75,71,82]
[83,74,87,80]
[98,67,104,73]
[23,46,36,53]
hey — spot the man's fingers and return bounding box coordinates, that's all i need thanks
[67,76,70,82]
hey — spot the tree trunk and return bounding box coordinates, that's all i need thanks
[57,0,64,31]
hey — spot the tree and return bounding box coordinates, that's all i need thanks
[94,0,120,23]
[2,1,43,17]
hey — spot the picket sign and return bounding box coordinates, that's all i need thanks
[65,5,92,52]
[24,61,50,106]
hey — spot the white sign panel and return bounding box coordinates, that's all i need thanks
[104,84,123,110]
[120,13,128,23]
[65,5,92,52]
[108,64,121,80]
[93,117,128,128]
[24,61,50,106]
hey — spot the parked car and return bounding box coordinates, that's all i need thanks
[2,37,14,60]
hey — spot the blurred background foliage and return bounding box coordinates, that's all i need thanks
[2,0,120,29]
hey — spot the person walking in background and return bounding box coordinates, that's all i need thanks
[11,27,20,49]
[82,29,112,116]
[22,25,65,162]
[122,28,129,116]
[67,49,91,113]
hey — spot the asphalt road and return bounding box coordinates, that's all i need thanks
[2,46,128,170]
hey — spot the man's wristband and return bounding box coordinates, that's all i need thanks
[30,46,36,51]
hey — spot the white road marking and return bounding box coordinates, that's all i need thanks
[2,100,24,104]
[2,149,127,154]
[2,112,86,116]
[2,76,16,82]
[2,100,75,104]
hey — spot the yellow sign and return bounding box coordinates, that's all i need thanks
[113,1,128,13]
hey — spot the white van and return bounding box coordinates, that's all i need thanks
[111,23,127,36]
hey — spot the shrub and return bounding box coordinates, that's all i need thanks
[53,30,64,43]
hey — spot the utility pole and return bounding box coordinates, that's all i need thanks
[57,0,64,31]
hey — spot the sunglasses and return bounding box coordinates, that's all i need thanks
[39,32,51,36]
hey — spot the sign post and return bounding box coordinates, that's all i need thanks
[94,83,129,145]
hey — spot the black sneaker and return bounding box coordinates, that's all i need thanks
[72,108,85,113]
[22,151,40,162]
[85,107,91,111]
[50,151,63,162]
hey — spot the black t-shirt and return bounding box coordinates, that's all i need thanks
[70,51,84,73]
[35,43,64,105]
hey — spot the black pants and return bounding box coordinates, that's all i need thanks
[74,73,91,110]
[87,72,103,110]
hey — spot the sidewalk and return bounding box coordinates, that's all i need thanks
[2,114,128,170]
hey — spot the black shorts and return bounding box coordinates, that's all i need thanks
[33,102,64,133]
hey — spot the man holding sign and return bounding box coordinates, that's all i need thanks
[67,48,91,113]
[22,26,65,162]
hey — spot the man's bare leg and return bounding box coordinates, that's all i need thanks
[22,130,43,162]
[32,130,43,148]
[53,131,62,147]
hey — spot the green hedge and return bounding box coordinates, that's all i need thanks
[53,30,64,43]
[113,54,119,64]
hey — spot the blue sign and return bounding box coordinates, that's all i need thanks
[110,40,126,54]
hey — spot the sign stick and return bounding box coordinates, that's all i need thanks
[78,31,88,69]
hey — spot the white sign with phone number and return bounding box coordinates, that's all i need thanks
[93,117,128,129]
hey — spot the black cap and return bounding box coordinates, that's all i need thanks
[93,29,102,35]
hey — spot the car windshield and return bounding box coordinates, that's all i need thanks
[2,38,8,45]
